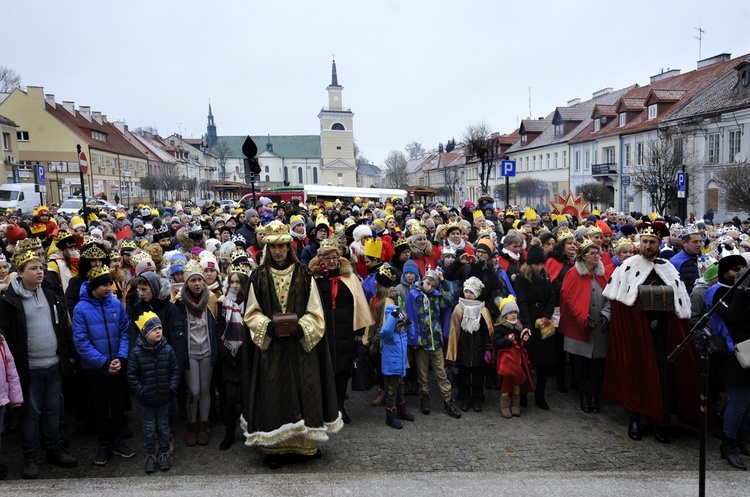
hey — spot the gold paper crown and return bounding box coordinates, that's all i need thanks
[183,259,203,276]
[577,236,596,254]
[343,219,356,231]
[109,249,121,259]
[393,238,409,250]
[81,243,108,260]
[135,311,160,332]
[586,226,603,237]
[318,238,341,255]
[228,263,252,278]
[263,220,292,245]
[131,252,152,266]
[146,244,163,257]
[120,239,137,251]
[439,222,461,239]
[364,238,383,259]
[377,265,397,283]
[13,250,40,268]
[556,227,575,241]
[230,250,249,263]
[636,220,667,239]
[410,224,427,236]
[55,231,75,245]
[87,265,111,281]
[472,210,485,220]
[613,237,634,248]
[82,235,98,246]
[15,237,42,253]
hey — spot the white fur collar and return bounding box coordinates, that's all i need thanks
[602,255,691,319]
[575,259,605,276]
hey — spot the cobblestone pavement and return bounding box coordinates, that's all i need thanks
[2,377,747,491]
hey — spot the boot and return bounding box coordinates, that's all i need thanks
[186,422,198,447]
[371,389,385,407]
[628,415,642,441]
[500,396,512,418]
[511,394,521,417]
[737,428,750,457]
[22,451,39,479]
[219,427,235,451]
[386,407,403,429]
[197,421,210,446]
[420,394,431,415]
[396,402,415,422]
[444,398,462,419]
[591,395,601,414]
[47,444,78,468]
[535,389,549,410]
[580,396,591,413]
[720,434,748,470]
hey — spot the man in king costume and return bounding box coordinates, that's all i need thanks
[602,219,701,443]
[242,220,342,469]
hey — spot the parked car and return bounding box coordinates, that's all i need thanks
[58,197,118,216]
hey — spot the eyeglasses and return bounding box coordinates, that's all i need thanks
[322,256,339,262]
[585,252,601,258]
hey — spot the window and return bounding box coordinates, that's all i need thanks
[619,113,626,127]
[673,137,684,165]
[555,124,564,136]
[594,120,600,132]
[525,157,529,171]
[584,150,590,170]
[283,167,289,182]
[574,151,580,171]
[98,155,105,168]
[112,158,118,171]
[707,133,720,164]
[546,154,550,169]
[532,156,536,170]
[2,132,9,151]
[91,130,108,141]
[298,167,303,183]
[636,142,645,165]
[521,135,528,144]
[336,146,341,150]
[648,141,657,166]
[313,167,318,183]
[648,104,657,119]
[331,123,345,131]
[624,144,631,168]
[265,175,270,182]
[265,165,269,173]
[563,151,567,168]
[604,146,616,164]
[554,152,558,169]
[729,130,742,162]
[337,173,343,185]
[16,131,29,141]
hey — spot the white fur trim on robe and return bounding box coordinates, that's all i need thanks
[602,255,691,319]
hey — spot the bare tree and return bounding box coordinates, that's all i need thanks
[384,150,409,189]
[631,128,694,215]
[463,120,497,195]
[404,141,425,160]
[133,126,159,137]
[0,66,21,93]
[576,181,613,210]
[715,165,750,213]
[211,141,231,181]
[513,177,548,207]
[139,175,161,204]
[442,164,462,204]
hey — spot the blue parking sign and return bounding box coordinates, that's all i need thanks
[677,172,686,191]
[501,160,516,177]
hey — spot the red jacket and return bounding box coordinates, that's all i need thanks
[558,262,610,342]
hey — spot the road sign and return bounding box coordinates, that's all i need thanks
[79,152,88,174]
[501,160,516,177]
[494,193,500,199]
[621,175,630,186]
[36,164,46,185]
[677,172,686,191]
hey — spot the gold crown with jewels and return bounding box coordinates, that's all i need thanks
[81,243,108,260]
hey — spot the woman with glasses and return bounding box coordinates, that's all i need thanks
[310,238,373,424]
[559,238,611,414]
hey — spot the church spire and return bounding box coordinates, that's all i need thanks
[208,101,214,120]
[331,58,340,87]
[206,99,217,149]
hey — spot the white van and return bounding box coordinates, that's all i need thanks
[0,183,39,214]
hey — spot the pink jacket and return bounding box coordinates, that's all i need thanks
[0,339,23,407]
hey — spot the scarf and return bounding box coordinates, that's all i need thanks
[180,282,210,317]
[447,238,466,252]
[502,248,520,261]
[324,267,341,310]
[459,297,483,333]
[221,288,245,356]
[290,230,306,241]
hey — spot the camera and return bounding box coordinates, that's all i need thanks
[390,307,411,329]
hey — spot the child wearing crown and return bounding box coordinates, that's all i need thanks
[493,296,533,418]
[127,312,180,473]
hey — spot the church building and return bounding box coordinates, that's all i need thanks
[209,60,357,188]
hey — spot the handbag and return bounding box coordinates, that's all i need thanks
[736,339,750,369]
[272,313,299,337]
[638,283,675,312]
[351,341,376,391]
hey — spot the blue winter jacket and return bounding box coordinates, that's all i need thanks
[380,304,414,376]
[127,334,181,408]
[72,281,130,372]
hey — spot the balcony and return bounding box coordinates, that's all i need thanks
[591,162,617,176]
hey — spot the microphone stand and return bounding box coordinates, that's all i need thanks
[668,267,750,497]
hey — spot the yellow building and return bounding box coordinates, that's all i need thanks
[0,86,148,206]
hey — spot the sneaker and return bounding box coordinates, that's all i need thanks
[94,443,110,466]
[144,453,156,474]
[158,452,172,471]
[22,452,39,479]
[47,446,78,468]
[420,394,431,415]
[111,439,136,459]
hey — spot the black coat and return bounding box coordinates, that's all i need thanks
[316,271,362,373]
[715,285,750,387]
[130,297,184,353]
[455,316,491,368]
[126,335,181,407]
[514,272,556,367]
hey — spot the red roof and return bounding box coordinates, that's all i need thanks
[0,114,17,127]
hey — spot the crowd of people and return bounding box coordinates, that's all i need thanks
[1,195,750,477]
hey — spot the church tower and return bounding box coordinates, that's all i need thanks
[318,59,356,186]
[206,101,217,149]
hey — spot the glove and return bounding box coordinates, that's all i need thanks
[447,365,459,378]
[265,322,277,338]
[292,324,305,340]
[484,350,492,364]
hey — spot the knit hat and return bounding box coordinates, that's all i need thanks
[289,215,305,231]
[375,264,398,288]
[423,218,435,230]
[199,252,219,272]
[703,262,719,282]
[352,224,372,243]
[133,218,144,229]
[499,295,519,317]
[718,254,746,279]
[205,238,221,254]
[135,311,162,339]
[526,244,545,265]
[5,223,28,245]
[70,216,85,231]
[135,258,156,276]
[475,238,494,255]
[169,252,187,275]
[87,266,113,290]
[463,276,484,298]
[402,260,420,280]
[246,209,259,218]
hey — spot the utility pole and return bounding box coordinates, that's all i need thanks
[694,24,706,60]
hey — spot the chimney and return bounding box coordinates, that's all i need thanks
[101,115,107,123]
[79,105,91,121]
[44,94,56,107]
[698,53,732,70]
[592,87,613,98]
[650,69,681,84]
[113,121,126,132]
[62,101,76,115]
[567,98,581,106]
[92,111,102,124]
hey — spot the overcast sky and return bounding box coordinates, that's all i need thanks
[2,0,749,167]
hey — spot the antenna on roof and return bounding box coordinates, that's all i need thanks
[694,23,706,61]
[528,87,532,120]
